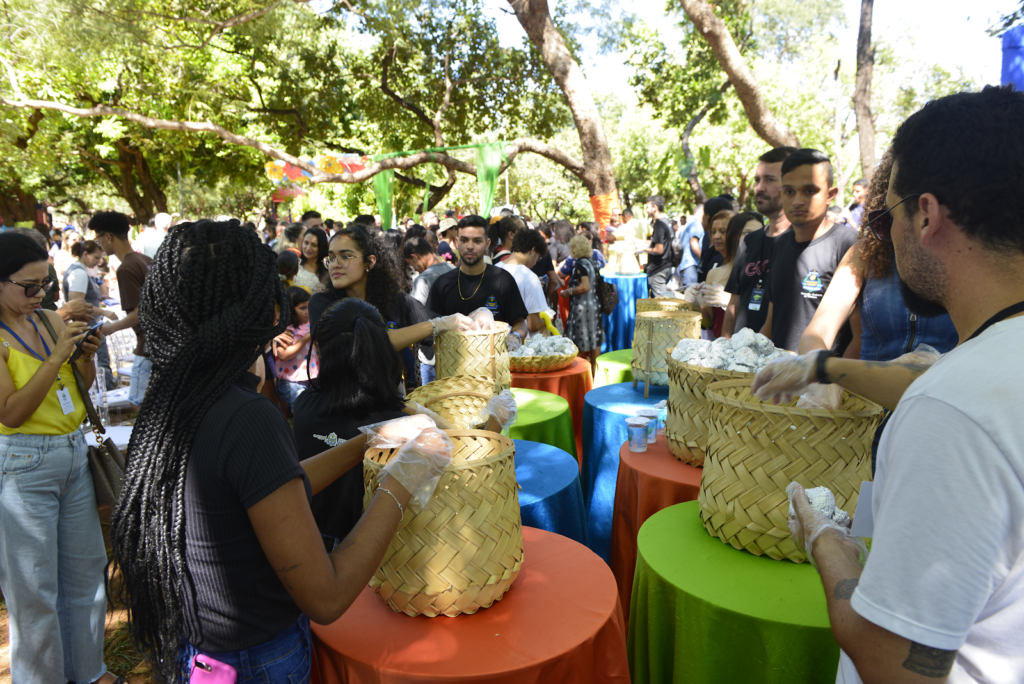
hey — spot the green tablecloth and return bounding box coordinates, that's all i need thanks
[509,388,577,461]
[628,501,840,684]
[594,349,634,388]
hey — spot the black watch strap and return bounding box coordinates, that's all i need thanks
[816,349,833,385]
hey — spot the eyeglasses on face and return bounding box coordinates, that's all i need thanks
[3,277,56,298]
[864,194,921,242]
[322,254,362,267]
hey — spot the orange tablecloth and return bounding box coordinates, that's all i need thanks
[609,439,702,624]
[312,526,630,684]
[511,357,593,464]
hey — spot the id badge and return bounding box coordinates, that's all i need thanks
[56,386,76,415]
[748,282,765,311]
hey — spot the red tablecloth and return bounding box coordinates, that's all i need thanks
[312,526,630,684]
[609,439,702,624]
[511,357,593,465]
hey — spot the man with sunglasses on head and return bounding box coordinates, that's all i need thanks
[758,149,858,353]
[92,211,153,409]
[753,86,1024,684]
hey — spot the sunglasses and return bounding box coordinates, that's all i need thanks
[3,277,56,298]
[864,194,920,242]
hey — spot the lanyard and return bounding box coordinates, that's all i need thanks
[0,318,51,363]
[966,300,1024,343]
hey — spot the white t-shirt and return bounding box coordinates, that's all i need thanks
[67,265,90,294]
[837,316,1024,684]
[496,262,547,314]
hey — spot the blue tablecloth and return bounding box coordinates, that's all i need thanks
[514,439,588,545]
[582,382,670,563]
[601,272,648,353]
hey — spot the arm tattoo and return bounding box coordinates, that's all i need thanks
[903,642,957,678]
[833,578,859,600]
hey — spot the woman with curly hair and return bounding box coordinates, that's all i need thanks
[560,234,604,375]
[110,219,451,683]
[293,226,328,292]
[798,149,958,360]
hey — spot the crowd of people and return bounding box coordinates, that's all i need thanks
[0,86,1021,683]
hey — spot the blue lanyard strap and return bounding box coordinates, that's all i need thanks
[0,317,50,363]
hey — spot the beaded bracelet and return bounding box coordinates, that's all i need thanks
[378,487,404,516]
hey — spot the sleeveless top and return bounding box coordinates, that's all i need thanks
[0,343,86,435]
[860,263,959,361]
[62,261,103,313]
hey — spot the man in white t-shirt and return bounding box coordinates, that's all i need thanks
[496,227,549,334]
[137,212,171,258]
[756,87,1024,683]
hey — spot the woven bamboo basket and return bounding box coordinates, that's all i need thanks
[405,375,495,429]
[665,354,753,467]
[698,380,882,563]
[509,340,578,373]
[636,298,700,315]
[435,323,510,392]
[631,311,701,397]
[363,430,523,617]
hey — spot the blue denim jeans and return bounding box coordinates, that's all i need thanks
[180,616,312,683]
[276,379,308,413]
[419,362,436,387]
[0,429,109,683]
[128,354,153,407]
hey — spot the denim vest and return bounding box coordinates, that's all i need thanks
[860,264,959,361]
[61,262,103,311]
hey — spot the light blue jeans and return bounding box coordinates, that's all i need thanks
[128,354,152,407]
[0,429,109,683]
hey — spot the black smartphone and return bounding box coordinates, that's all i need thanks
[69,323,103,363]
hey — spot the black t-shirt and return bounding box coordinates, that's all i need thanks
[766,223,859,353]
[425,264,529,325]
[696,248,724,284]
[181,373,310,651]
[530,251,555,280]
[293,389,405,541]
[725,228,785,334]
[647,218,674,274]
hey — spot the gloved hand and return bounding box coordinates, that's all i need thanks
[468,307,496,331]
[751,351,820,405]
[786,482,868,569]
[379,427,454,512]
[508,331,523,352]
[431,313,475,335]
[698,283,731,308]
[795,383,844,410]
[406,401,455,430]
[359,414,437,449]
[474,389,518,432]
[890,343,942,366]
[682,284,702,304]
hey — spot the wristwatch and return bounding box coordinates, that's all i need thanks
[815,349,833,385]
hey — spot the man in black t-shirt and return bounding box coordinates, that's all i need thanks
[723,146,797,336]
[426,215,529,347]
[640,194,674,297]
[761,149,859,352]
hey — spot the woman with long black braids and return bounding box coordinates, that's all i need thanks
[111,220,453,683]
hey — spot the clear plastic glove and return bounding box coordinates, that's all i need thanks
[698,283,731,308]
[786,482,868,569]
[431,313,475,335]
[360,414,437,449]
[751,352,818,404]
[796,383,844,410]
[508,331,523,352]
[468,307,496,331]
[379,427,454,512]
[474,389,518,432]
[406,401,455,430]
[682,283,702,304]
[890,343,942,366]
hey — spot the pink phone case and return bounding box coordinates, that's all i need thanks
[189,654,237,684]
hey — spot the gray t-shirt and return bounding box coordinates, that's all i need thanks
[411,261,455,305]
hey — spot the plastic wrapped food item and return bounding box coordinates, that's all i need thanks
[796,383,844,410]
[406,401,455,430]
[786,482,867,569]
[359,414,437,449]
[670,330,783,372]
[468,307,496,331]
[509,335,578,357]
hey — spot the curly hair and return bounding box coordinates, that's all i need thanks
[325,225,402,318]
[856,148,896,280]
[568,234,592,259]
[111,220,287,683]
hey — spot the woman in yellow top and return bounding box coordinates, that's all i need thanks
[0,232,122,683]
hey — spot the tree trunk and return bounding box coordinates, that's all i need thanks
[854,0,877,182]
[507,0,617,198]
[678,0,799,148]
[0,185,38,224]
[681,80,732,206]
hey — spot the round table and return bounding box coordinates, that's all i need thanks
[581,382,669,563]
[514,440,588,545]
[509,388,577,461]
[312,527,631,684]
[594,349,634,388]
[628,501,840,684]
[610,439,702,625]
[512,357,593,465]
[600,272,648,353]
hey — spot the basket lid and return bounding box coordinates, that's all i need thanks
[705,379,883,418]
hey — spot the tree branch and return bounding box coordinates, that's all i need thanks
[681,79,732,204]
[379,45,436,134]
[431,52,454,147]
[13,109,42,149]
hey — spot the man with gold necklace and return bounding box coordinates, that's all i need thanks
[426,215,529,349]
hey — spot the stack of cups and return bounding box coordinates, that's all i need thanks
[636,408,660,444]
[626,416,651,452]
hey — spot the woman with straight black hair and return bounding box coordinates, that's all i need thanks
[110,220,451,683]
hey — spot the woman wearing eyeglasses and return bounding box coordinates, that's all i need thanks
[0,233,119,683]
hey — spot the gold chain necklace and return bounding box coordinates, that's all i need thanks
[458,267,484,300]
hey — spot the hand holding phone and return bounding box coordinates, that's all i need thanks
[69,323,103,363]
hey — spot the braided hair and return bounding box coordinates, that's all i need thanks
[111,220,288,682]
